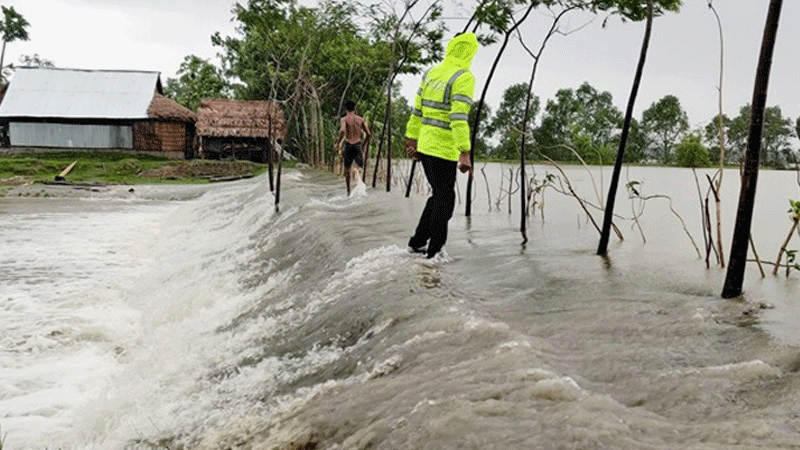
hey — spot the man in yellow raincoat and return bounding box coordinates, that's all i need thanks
[405,32,478,259]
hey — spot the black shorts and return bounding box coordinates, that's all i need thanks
[343,142,364,169]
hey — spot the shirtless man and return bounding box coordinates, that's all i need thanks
[335,100,372,195]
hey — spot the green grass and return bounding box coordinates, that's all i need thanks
[0,152,279,185]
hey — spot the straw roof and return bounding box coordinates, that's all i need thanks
[196,98,286,139]
[147,93,196,122]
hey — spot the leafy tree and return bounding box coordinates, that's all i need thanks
[589,0,681,20]
[212,0,442,166]
[0,5,30,83]
[725,107,750,163]
[703,113,731,165]
[640,94,689,164]
[164,55,230,111]
[366,0,444,78]
[722,104,795,167]
[392,95,412,157]
[761,105,795,168]
[533,82,622,162]
[619,117,647,163]
[17,53,53,68]
[486,83,539,160]
[674,134,710,167]
[213,0,378,164]
[796,117,800,143]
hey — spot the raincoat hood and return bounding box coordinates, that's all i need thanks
[444,32,478,69]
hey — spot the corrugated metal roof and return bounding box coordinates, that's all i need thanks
[0,67,162,119]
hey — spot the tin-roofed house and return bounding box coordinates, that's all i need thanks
[0,67,196,159]
[196,98,286,163]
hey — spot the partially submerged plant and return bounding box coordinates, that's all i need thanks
[773,199,800,276]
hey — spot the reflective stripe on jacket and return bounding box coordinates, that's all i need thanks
[406,33,478,162]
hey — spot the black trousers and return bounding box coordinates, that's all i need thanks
[409,152,457,257]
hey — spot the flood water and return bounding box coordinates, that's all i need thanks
[2,163,800,449]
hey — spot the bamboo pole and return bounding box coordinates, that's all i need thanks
[55,161,77,181]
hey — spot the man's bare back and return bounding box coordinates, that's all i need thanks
[341,113,367,144]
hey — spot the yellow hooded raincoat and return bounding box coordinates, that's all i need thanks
[405,33,479,162]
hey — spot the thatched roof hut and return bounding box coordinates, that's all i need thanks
[148,93,196,122]
[196,99,285,162]
[132,93,197,159]
[196,98,285,140]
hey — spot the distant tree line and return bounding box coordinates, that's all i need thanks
[471,81,798,169]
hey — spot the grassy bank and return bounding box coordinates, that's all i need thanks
[0,152,278,186]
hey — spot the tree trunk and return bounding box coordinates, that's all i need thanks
[301,103,311,163]
[374,65,397,188]
[722,0,783,298]
[516,5,571,240]
[709,1,727,267]
[0,41,6,82]
[267,116,274,192]
[275,137,284,211]
[465,2,538,217]
[598,0,653,255]
[386,82,392,192]
[372,126,383,188]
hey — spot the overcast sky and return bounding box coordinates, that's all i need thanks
[6,0,799,133]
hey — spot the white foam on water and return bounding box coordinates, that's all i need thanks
[309,178,369,207]
[66,191,414,448]
[0,178,284,449]
[670,360,782,382]
[324,245,406,293]
[349,178,367,198]
[530,376,585,401]
[0,202,181,447]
